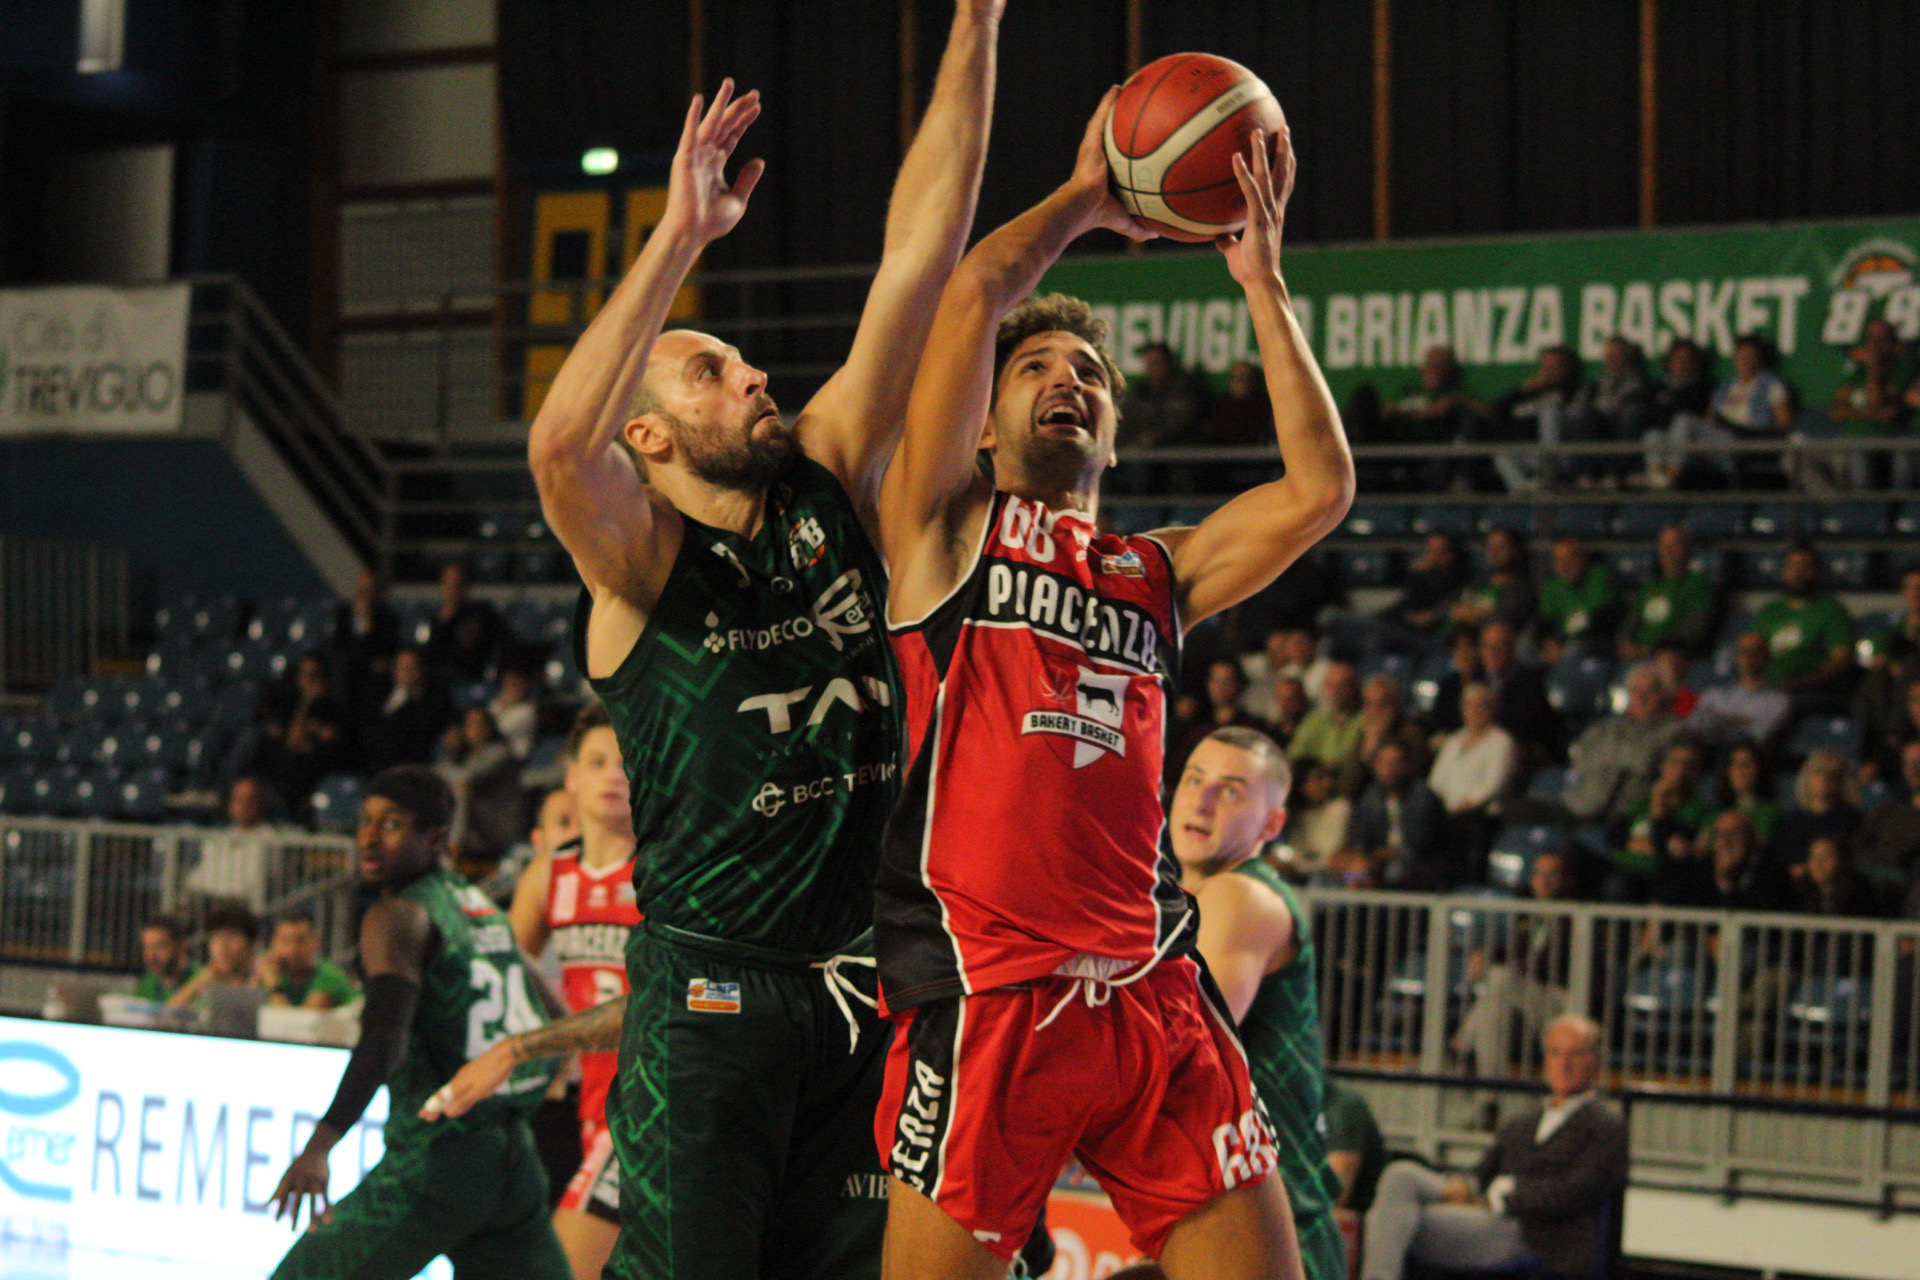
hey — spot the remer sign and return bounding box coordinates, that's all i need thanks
[1040,218,1920,410]
[0,1017,442,1279]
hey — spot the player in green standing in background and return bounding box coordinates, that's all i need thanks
[420,6,1002,1278]
[268,766,566,1280]
[1116,726,1348,1280]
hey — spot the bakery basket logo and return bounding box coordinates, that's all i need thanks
[1023,667,1129,768]
[1821,237,1919,347]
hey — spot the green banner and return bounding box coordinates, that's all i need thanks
[1040,218,1920,410]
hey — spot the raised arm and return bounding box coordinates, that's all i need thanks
[880,90,1147,621]
[270,897,431,1231]
[796,3,1001,512]
[1153,129,1355,629]
[526,83,764,647]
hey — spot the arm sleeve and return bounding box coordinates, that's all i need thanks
[319,973,420,1135]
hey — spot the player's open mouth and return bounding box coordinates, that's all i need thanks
[1037,402,1086,431]
[1182,822,1211,838]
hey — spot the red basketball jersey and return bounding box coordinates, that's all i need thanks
[876,492,1194,1015]
[545,838,641,1122]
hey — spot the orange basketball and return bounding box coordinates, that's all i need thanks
[1104,53,1286,243]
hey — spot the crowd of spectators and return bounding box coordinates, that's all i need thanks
[135,908,357,1012]
[1127,322,1920,497]
[1172,519,1920,933]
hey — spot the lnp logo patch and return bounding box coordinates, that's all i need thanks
[687,979,741,1013]
[1023,667,1130,768]
[1098,549,1146,578]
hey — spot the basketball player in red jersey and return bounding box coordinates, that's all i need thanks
[872,92,1353,1280]
[509,706,638,1280]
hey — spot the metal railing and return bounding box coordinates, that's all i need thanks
[1306,888,1920,1207]
[0,536,129,694]
[0,815,357,970]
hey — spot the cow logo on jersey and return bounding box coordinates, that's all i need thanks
[1022,666,1129,768]
[809,568,874,651]
[687,978,742,1013]
[788,515,828,570]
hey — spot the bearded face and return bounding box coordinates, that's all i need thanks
[990,332,1117,495]
[667,394,795,490]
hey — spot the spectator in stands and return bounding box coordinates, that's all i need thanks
[135,914,196,1003]
[1451,528,1538,637]
[1652,642,1699,718]
[1713,740,1781,848]
[1654,809,1789,911]
[1750,543,1856,712]
[425,562,510,683]
[254,913,358,1009]
[166,903,262,1010]
[1342,739,1450,890]
[1687,632,1793,750]
[1363,1015,1627,1280]
[1854,572,1920,779]
[1244,623,1333,716]
[1267,675,1312,748]
[1791,834,1881,918]
[1827,317,1915,490]
[1863,674,1920,786]
[1172,660,1269,789]
[363,647,456,773]
[186,776,279,911]
[1377,532,1467,654]
[1278,757,1350,883]
[1639,339,1720,488]
[1234,547,1348,645]
[437,705,526,871]
[1773,749,1863,871]
[1475,619,1563,764]
[1355,673,1431,794]
[1536,537,1623,662]
[1493,345,1594,492]
[1429,682,1517,873]
[1562,662,1678,831]
[1429,625,1488,736]
[332,569,400,716]
[1324,1079,1387,1214]
[1626,738,1715,892]
[1194,358,1272,446]
[488,664,540,760]
[1854,740,1920,885]
[1117,341,1207,449]
[252,654,348,817]
[1383,344,1491,490]
[1713,333,1794,488]
[1452,849,1576,1076]
[1589,336,1653,484]
[1619,524,1720,661]
[1289,661,1365,786]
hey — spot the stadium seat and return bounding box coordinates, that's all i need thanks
[69,772,118,820]
[53,723,108,767]
[206,681,261,733]
[1408,653,1455,718]
[113,768,171,822]
[309,773,367,833]
[1476,503,1530,535]
[1341,502,1409,538]
[1623,959,1714,1074]
[187,596,243,647]
[1526,766,1569,802]
[1547,504,1612,539]
[1818,502,1889,538]
[1610,502,1675,538]
[1822,549,1874,589]
[1894,503,1920,537]
[0,764,38,814]
[1786,716,1864,762]
[1683,504,1745,539]
[1410,504,1477,536]
[1746,502,1800,537]
[5,722,52,765]
[1336,547,1397,588]
[393,599,438,649]
[30,766,83,817]
[94,723,148,771]
[1746,548,1785,586]
[1611,547,1654,584]
[1486,824,1564,893]
[1547,655,1616,725]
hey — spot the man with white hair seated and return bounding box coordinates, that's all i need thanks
[1561,662,1679,829]
[1362,1015,1628,1280]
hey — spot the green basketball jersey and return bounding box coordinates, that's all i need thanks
[586,454,901,956]
[1230,859,1343,1226]
[381,867,555,1147]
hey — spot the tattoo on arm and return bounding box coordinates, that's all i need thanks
[509,998,624,1060]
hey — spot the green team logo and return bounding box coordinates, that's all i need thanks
[1821,237,1920,346]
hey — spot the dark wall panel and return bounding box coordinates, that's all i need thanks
[498,2,691,162]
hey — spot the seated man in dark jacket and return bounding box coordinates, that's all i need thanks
[1363,1015,1627,1280]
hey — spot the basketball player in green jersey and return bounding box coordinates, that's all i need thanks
[419,8,1000,1279]
[1113,727,1347,1280]
[268,766,567,1280]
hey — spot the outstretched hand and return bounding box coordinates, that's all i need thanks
[418,1037,516,1121]
[1069,87,1157,243]
[1216,125,1295,285]
[663,78,765,247]
[269,1149,331,1233]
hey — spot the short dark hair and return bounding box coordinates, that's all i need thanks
[273,911,315,934]
[205,903,261,944]
[992,294,1124,399]
[143,913,187,941]
[367,764,455,832]
[565,702,613,761]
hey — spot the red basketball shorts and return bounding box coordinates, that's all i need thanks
[559,1119,621,1223]
[874,954,1278,1262]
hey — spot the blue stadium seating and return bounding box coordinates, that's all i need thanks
[1336,547,1397,588]
[1476,503,1530,535]
[1818,502,1890,538]
[1746,502,1800,537]
[1411,504,1478,536]
[1786,716,1864,762]
[1547,504,1612,539]
[1486,824,1564,893]
[310,773,367,833]
[1611,547,1654,584]
[1610,503,1676,538]
[1546,655,1616,725]
[113,769,171,822]
[1340,502,1409,538]
[1822,549,1874,589]
[1684,504,1746,539]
